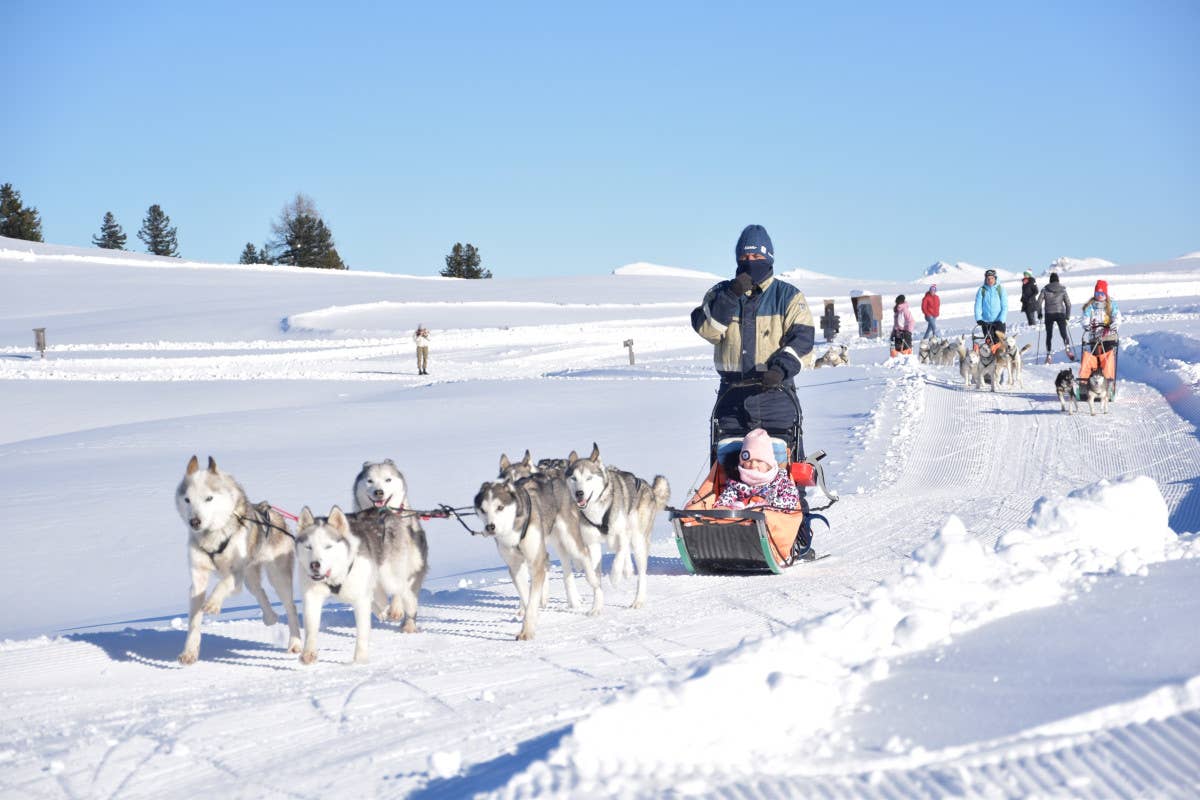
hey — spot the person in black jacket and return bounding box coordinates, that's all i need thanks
[1037,272,1073,363]
[1020,269,1041,326]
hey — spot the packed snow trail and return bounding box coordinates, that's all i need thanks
[2,356,1198,799]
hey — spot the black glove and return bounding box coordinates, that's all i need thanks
[762,366,785,388]
[727,272,754,298]
[1037,310,1043,320]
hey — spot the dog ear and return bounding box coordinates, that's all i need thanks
[328,506,349,534]
[589,442,600,462]
[207,456,218,474]
[186,455,199,475]
[521,449,531,465]
[384,458,395,466]
[498,453,510,472]
[362,461,372,470]
[298,506,314,529]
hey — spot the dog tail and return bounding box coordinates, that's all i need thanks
[651,475,671,511]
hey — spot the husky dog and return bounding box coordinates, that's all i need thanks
[353,459,408,511]
[174,455,301,664]
[295,504,429,663]
[917,338,933,364]
[565,444,670,609]
[1055,369,1079,414]
[474,473,601,640]
[352,459,428,625]
[496,451,602,617]
[1085,373,1109,416]
[999,339,1033,390]
[960,345,980,388]
[977,343,1001,391]
[814,345,849,368]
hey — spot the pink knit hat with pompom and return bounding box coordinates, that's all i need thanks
[740,428,777,467]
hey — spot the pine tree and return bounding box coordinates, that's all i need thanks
[137,204,180,257]
[92,212,127,250]
[268,194,346,270]
[441,242,491,279]
[0,183,45,242]
[239,242,274,265]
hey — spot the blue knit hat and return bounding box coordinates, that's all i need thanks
[735,225,774,267]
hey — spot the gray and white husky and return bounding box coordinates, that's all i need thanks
[354,459,409,512]
[565,444,670,609]
[174,455,301,664]
[295,504,429,664]
[496,450,602,616]
[353,459,429,623]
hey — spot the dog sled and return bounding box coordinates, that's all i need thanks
[1075,332,1118,401]
[669,381,837,575]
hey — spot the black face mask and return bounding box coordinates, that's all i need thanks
[735,260,773,285]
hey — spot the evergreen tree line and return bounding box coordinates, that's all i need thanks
[3,182,492,277]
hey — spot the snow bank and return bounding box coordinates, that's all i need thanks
[501,475,1194,794]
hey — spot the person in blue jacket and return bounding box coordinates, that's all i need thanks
[974,268,1008,345]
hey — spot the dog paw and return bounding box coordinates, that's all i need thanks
[631,598,645,610]
[287,638,302,654]
[202,601,222,615]
[178,650,198,665]
[386,607,405,622]
[352,651,369,664]
[587,606,603,617]
[262,609,279,626]
[401,619,418,633]
[300,650,318,665]
[515,630,535,641]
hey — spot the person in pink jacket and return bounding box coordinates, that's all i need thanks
[891,294,915,356]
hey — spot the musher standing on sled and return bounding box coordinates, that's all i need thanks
[974,268,1008,347]
[690,224,815,455]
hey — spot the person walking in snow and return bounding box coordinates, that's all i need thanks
[891,294,914,356]
[1020,269,1041,327]
[920,284,940,340]
[413,325,430,375]
[714,427,800,511]
[1038,272,1072,363]
[690,224,815,454]
[973,268,1008,346]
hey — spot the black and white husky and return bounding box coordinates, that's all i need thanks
[295,504,429,664]
[1055,369,1079,414]
[495,450,604,618]
[1085,373,1109,416]
[174,455,301,664]
[564,444,670,610]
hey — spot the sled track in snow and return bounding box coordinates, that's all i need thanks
[708,708,1200,799]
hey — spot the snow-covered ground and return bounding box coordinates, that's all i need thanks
[1,236,1199,798]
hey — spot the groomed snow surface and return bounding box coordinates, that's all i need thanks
[2,237,1199,799]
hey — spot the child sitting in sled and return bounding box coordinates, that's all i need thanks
[715,427,800,511]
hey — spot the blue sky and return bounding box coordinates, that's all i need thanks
[7,1,1198,280]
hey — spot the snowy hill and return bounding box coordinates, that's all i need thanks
[1046,255,1118,274]
[919,260,1018,284]
[1,239,1200,797]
